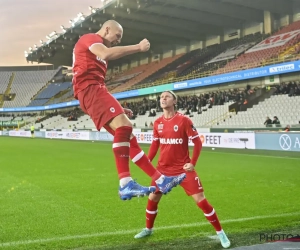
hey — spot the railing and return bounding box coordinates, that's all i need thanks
[279,42,300,60]
[203,110,237,128]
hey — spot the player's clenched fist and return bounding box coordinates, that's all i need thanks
[139,39,150,52]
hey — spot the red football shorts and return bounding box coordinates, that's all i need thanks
[77,84,124,131]
[151,170,204,196]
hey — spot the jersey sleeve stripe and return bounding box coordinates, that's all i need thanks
[190,135,199,139]
[88,43,105,50]
[153,137,159,141]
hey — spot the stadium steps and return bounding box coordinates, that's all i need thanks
[229,87,277,113]
[0,73,14,107]
[204,110,237,128]
[44,88,71,105]
[5,73,15,96]
[112,55,183,93]
[30,81,51,103]
[19,115,38,128]
[204,87,276,127]
[0,95,3,107]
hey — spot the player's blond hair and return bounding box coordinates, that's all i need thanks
[165,90,177,101]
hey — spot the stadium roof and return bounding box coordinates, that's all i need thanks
[26,0,300,68]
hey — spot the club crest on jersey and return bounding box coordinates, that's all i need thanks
[174,125,178,132]
[110,107,115,113]
[158,123,164,130]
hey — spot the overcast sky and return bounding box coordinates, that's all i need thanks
[0,0,102,66]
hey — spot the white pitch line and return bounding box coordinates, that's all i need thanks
[1,212,299,248]
[204,150,300,160]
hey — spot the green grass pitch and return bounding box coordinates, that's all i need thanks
[0,136,299,250]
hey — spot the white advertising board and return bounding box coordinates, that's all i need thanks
[9,131,31,137]
[134,132,255,149]
[45,131,90,140]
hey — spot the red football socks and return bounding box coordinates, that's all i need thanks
[112,126,132,179]
[130,136,162,180]
[146,199,158,229]
[197,199,222,232]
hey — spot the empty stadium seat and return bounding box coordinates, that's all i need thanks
[216,95,300,128]
[3,70,58,108]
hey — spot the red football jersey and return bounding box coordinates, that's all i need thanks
[72,33,108,98]
[153,112,199,175]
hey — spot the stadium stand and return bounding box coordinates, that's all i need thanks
[214,82,300,128]
[178,33,264,77]
[0,115,16,122]
[3,16,300,131]
[111,54,183,93]
[48,87,74,104]
[0,112,41,129]
[218,20,300,73]
[107,33,264,92]
[23,80,300,130]
[136,50,204,86]
[217,95,300,128]
[35,86,249,129]
[0,71,12,94]
[27,82,72,106]
[3,70,58,108]
[101,23,300,94]
[106,63,152,91]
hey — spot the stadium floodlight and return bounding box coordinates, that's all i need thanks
[69,19,76,27]
[69,12,87,28]
[46,31,58,41]
[24,51,28,57]
[29,47,33,51]
[40,39,44,44]
[34,44,38,49]
[78,12,85,20]
[89,6,99,13]
[60,25,67,34]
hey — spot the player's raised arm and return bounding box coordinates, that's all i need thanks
[89,39,150,61]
